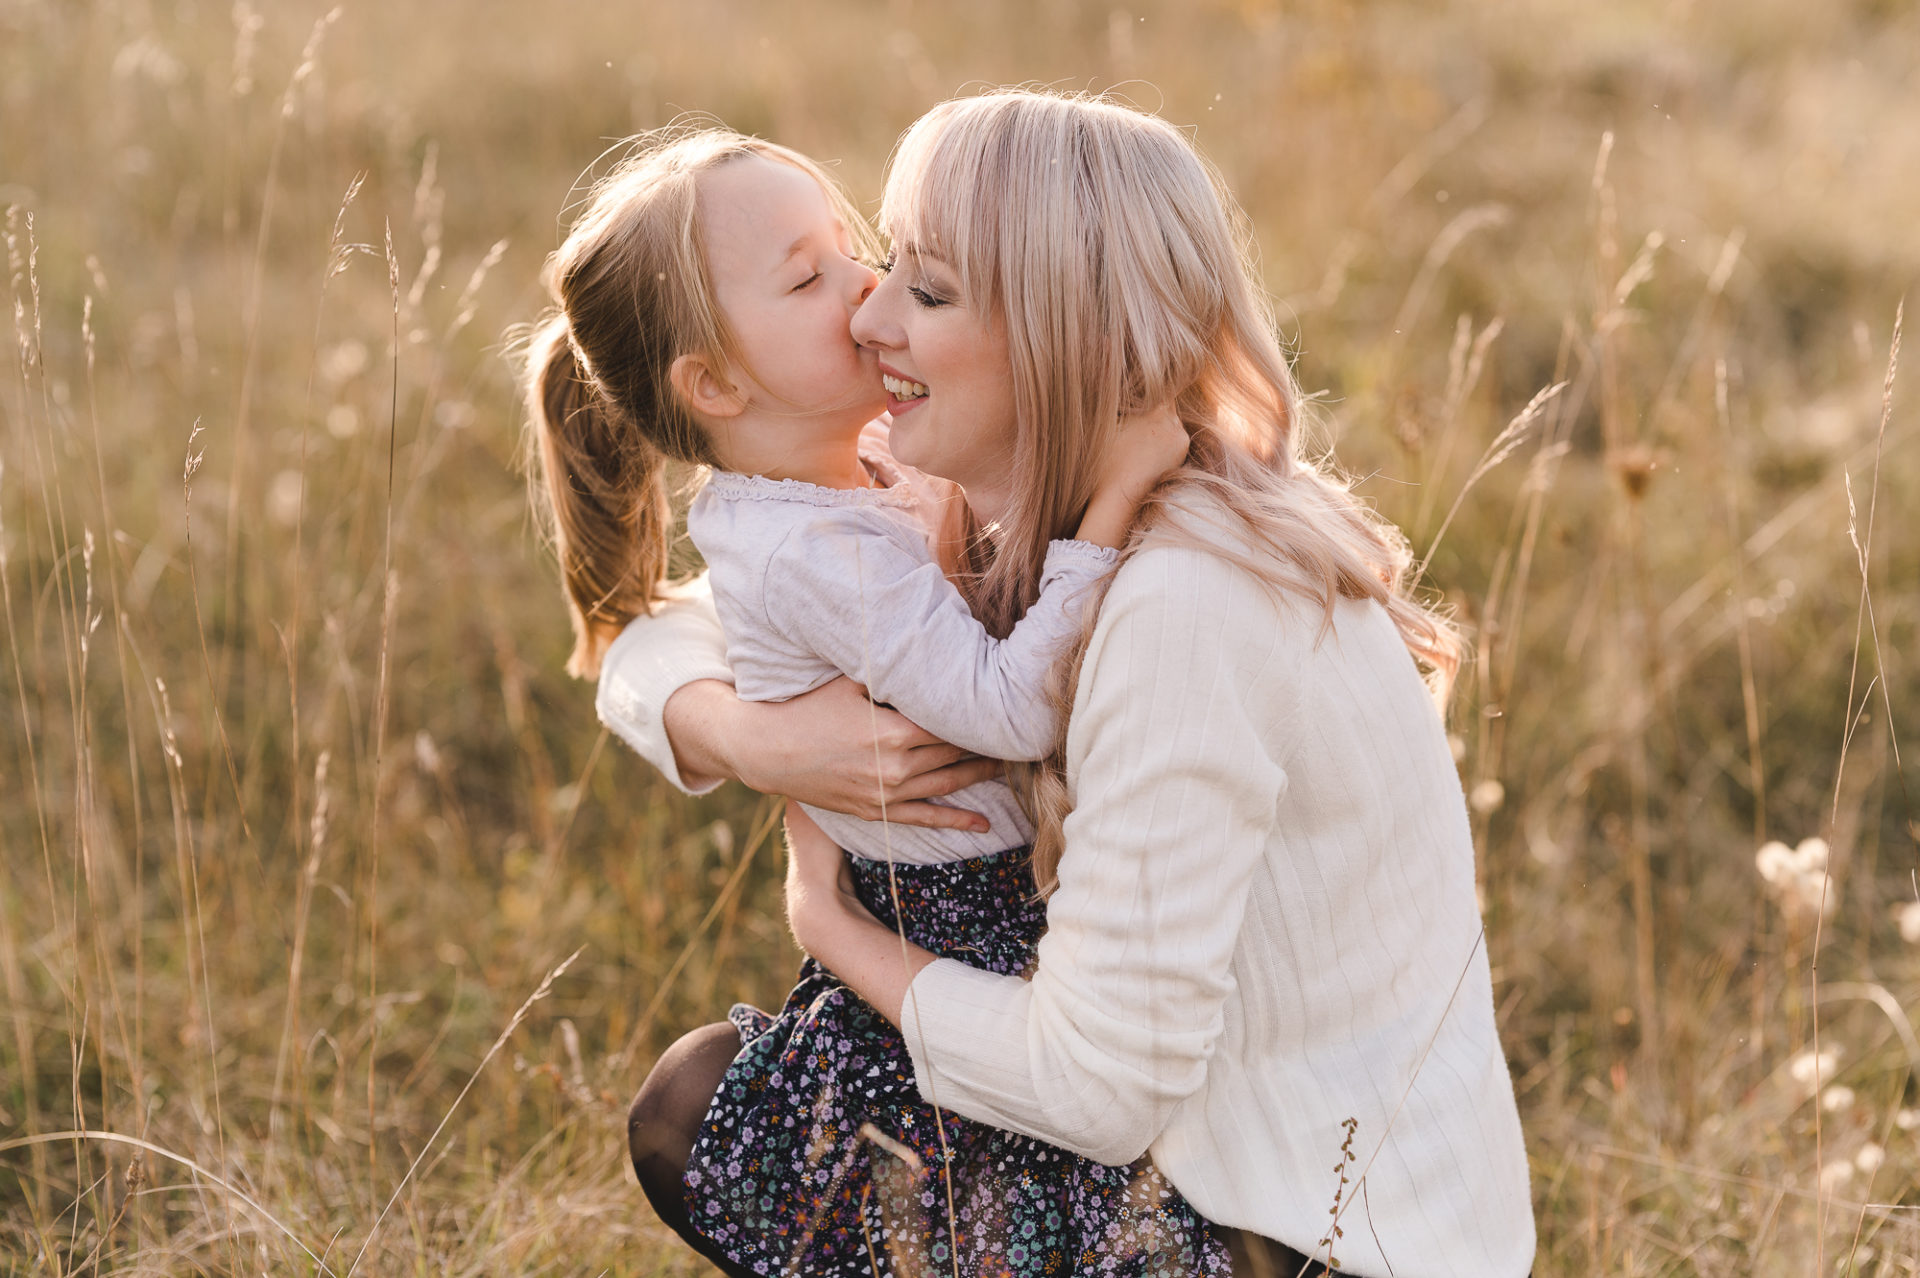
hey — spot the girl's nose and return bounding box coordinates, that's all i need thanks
[846,257,878,306]
[850,278,892,349]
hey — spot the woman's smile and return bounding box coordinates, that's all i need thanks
[879,364,929,416]
[851,256,1018,513]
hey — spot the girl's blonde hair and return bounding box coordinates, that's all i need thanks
[520,127,877,678]
[879,90,1463,893]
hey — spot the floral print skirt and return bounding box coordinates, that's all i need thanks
[683,846,1233,1277]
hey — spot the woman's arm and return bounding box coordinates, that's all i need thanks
[787,546,1294,1166]
[672,677,999,830]
[598,578,1001,830]
[784,803,937,1009]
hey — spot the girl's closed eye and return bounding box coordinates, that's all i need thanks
[791,271,822,292]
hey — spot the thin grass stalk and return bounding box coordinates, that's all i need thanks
[1414,380,1564,582]
[0,1130,336,1273]
[364,217,404,1209]
[81,288,150,1141]
[345,949,584,1278]
[179,413,253,849]
[1414,312,1504,536]
[221,6,343,650]
[1812,300,1902,1266]
[1588,128,1666,1079]
[612,801,782,1071]
[150,661,240,1265]
[266,750,332,1193]
[1714,360,1768,849]
[264,170,368,1192]
[849,539,964,1278]
[4,204,56,1225]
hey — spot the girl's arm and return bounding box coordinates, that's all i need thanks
[761,408,1186,763]
[598,578,1000,829]
[786,544,1294,1167]
[1073,404,1190,550]
[763,524,1109,761]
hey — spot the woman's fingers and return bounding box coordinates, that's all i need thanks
[741,676,1001,827]
[878,799,992,833]
[889,754,1002,802]
[903,741,979,772]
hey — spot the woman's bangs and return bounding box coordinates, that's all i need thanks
[879,112,991,297]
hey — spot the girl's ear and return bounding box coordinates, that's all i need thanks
[669,353,746,420]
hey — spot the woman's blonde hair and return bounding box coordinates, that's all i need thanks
[519,127,877,678]
[879,90,1463,893]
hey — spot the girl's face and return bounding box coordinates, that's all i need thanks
[850,246,1018,518]
[699,155,884,424]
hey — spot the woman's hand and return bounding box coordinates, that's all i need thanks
[1074,403,1190,550]
[663,677,1000,831]
[782,803,937,1027]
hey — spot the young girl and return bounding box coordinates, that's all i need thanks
[521,130,1218,1275]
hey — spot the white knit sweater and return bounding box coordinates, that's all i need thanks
[596,538,1535,1278]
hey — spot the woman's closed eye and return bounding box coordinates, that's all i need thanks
[877,253,949,308]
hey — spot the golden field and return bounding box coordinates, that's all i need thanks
[2,0,1917,1272]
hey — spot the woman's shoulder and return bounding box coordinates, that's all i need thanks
[1107,494,1320,633]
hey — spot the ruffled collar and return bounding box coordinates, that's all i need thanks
[699,421,929,509]
[700,463,918,509]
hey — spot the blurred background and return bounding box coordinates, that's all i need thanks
[3,0,1917,1272]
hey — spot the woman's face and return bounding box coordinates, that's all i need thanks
[849,247,1018,519]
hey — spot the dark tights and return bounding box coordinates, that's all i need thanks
[627,1021,1336,1278]
[1227,1230,1341,1276]
[626,1021,753,1277]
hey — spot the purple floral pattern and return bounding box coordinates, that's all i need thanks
[683,848,1232,1277]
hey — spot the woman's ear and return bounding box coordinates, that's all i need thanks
[669,353,746,420]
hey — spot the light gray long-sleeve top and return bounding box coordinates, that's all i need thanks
[639,461,1114,866]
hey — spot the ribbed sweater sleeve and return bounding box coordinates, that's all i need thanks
[594,576,733,796]
[900,546,1294,1165]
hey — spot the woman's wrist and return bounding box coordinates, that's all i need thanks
[787,876,855,955]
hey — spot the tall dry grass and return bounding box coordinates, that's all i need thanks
[3,0,1917,1273]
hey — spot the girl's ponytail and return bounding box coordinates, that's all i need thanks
[525,314,672,679]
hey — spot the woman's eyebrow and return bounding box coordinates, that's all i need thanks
[892,240,952,267]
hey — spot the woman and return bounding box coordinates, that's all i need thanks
[605,91,1535,1276]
